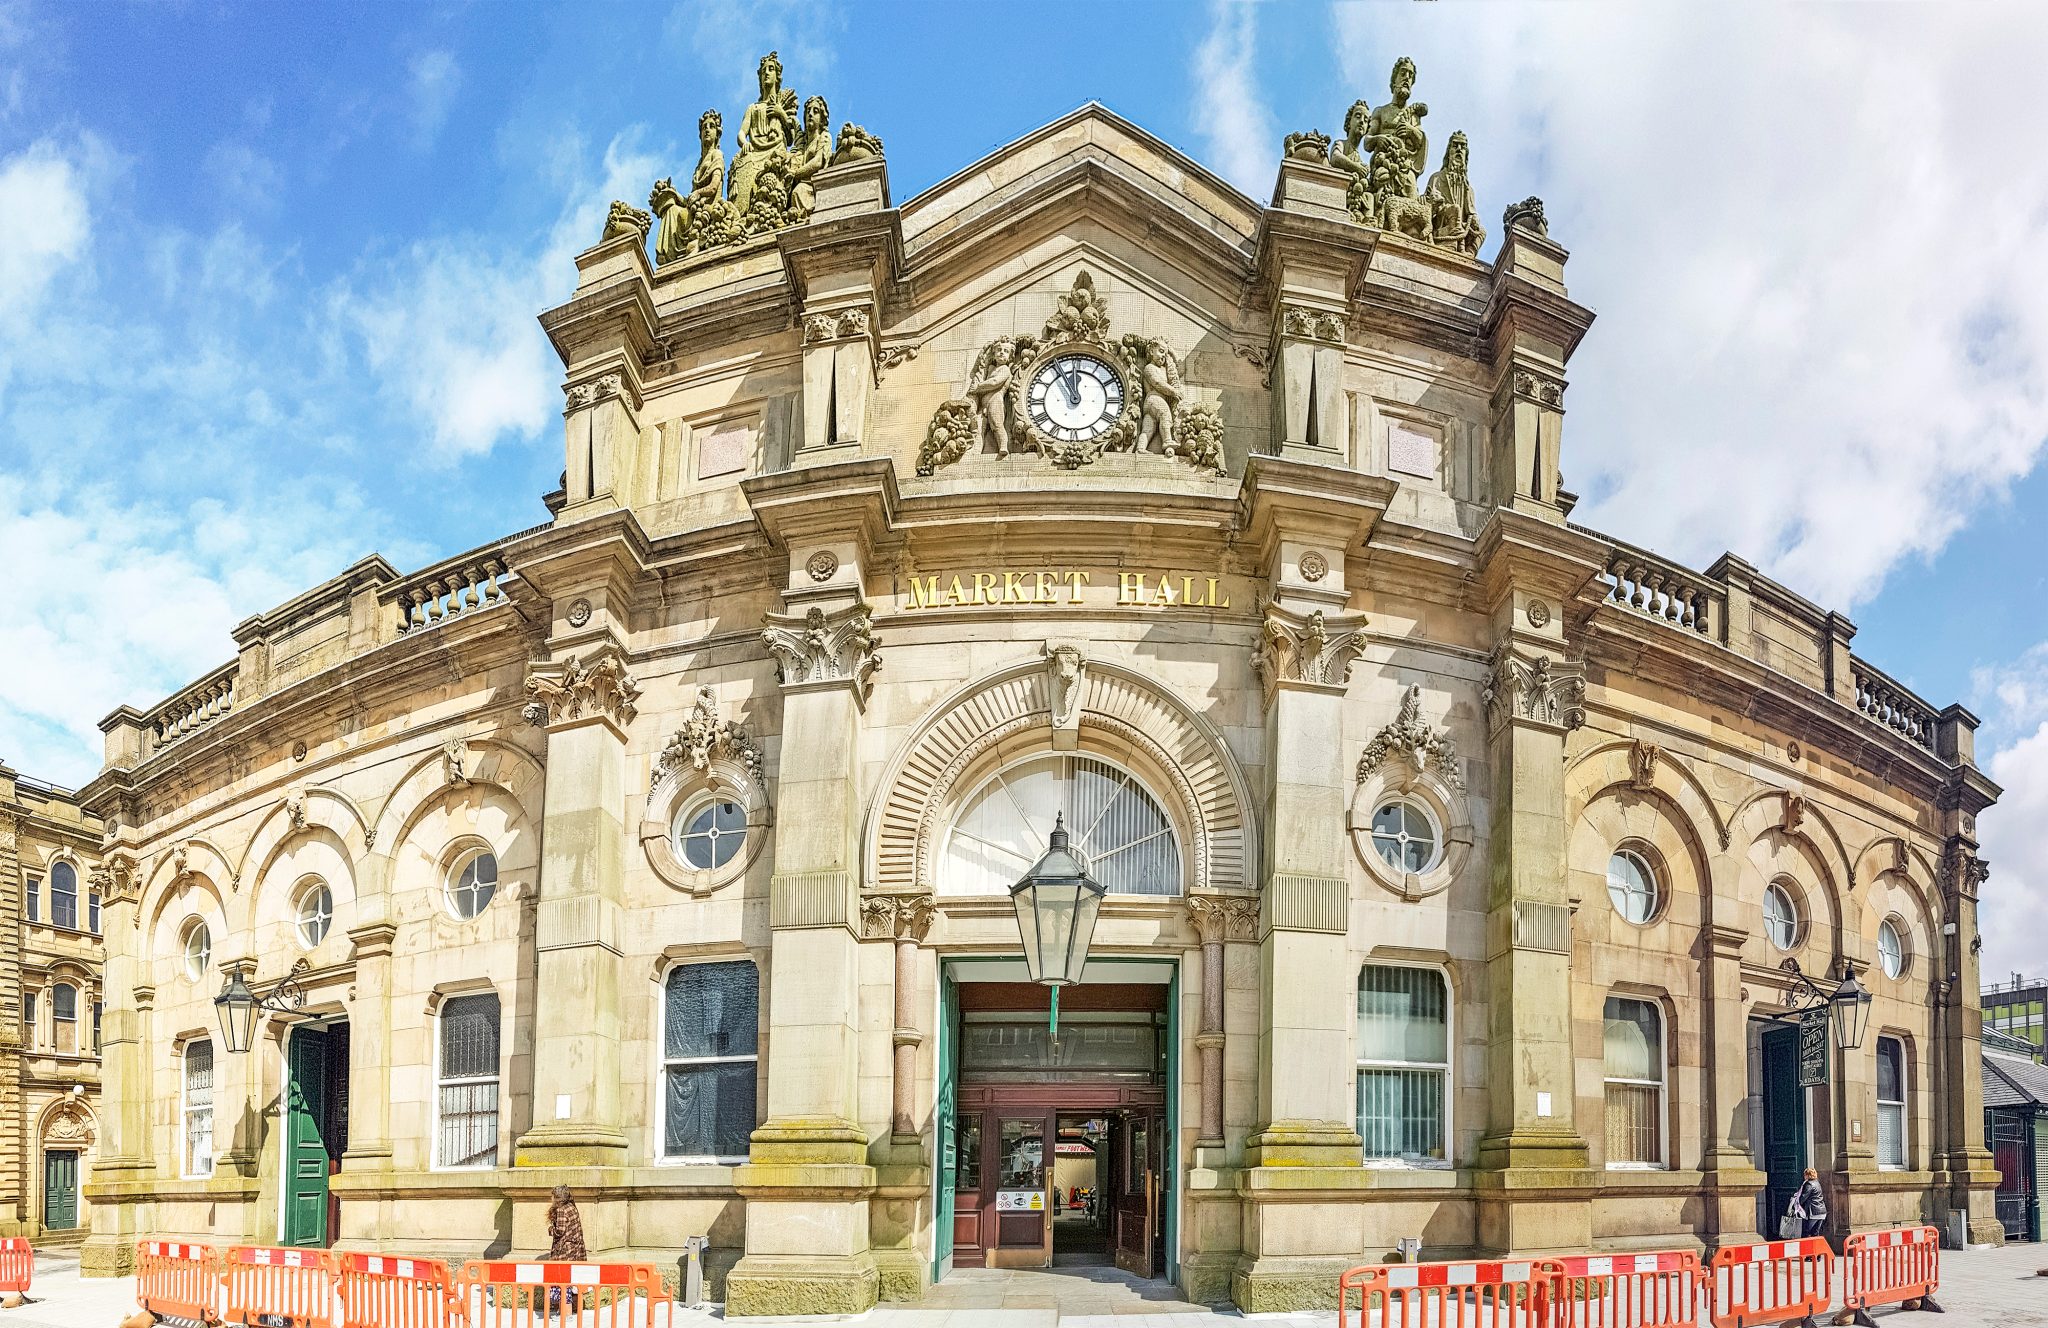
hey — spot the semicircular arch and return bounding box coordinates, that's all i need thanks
[370,737,545,875]
[1565,739,1728,855]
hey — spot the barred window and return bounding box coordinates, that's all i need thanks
[183,1041,215,1179]
[1603,996,1666,1167]
[1877,1037,1906,1169]
[50,863,78,930]
[436,994,501,1169]
[662,961,759,1160]
[1356,965,1450,1165]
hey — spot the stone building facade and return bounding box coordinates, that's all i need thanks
[0,762,104,1245]
[78,73,2004,1314]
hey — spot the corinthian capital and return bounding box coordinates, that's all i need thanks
[762,602,880,700]
[522,649,641,732]
[1481,643,1585,735]
[1252,601,1368,703]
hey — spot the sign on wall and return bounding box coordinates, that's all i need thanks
[901,569,1234,611]
[996,1189,1046,1212]
[1797,1008,1829,1088]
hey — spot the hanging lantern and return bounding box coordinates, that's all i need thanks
[1830,965,1873,1053]
[213,968,261,1056]
[1009,813,1106,988]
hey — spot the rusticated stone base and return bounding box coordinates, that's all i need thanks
[81,1235,136,1278]
[723,1254,879,1318]
[1179,1250,1241,1305]
[1967,1218,2007,1247]
[871,1246,927,1303]
[1231,1256,1357,1313]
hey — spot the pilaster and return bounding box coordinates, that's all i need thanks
[1479,214,1594,520]
[1932,776,2005,1244]
[340,922,397,1173]
[81,856,145,1277]
[780,170,897,470]
[1698,919,1768,1246]
[1255,169,1375,465]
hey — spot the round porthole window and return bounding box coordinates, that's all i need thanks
[1877,918,1906,979]
[447,850,498,921]
[295,881,333,949]
[1607,849,1660,925]
[182,920,212,981]
[1369,799,1441,874]
[673,799,748,872]
[1763,881,1801,952]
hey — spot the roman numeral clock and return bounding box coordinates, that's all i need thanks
[1026,354,1126,444]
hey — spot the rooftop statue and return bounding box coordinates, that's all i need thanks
[1425,131,1485,257]
[602,199,652,246]
[729,50,799,214]
[1313,57,1495,257]
[649,110,733,264]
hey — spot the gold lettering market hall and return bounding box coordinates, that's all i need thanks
[77,52,2006,1315]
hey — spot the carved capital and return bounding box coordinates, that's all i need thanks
[762,602,880,700]
[1357,684,1462,791]
[860,892,937,942]
[564,373,625,413]
[1481,644,1585,735]
[1278,304,1347,345]
[655,686,765,796]
[1502,368,1565,409]
[1187,892,1259,945]
[522,650,640,731]
[804,307,872,345]
[1253,602,1368,702]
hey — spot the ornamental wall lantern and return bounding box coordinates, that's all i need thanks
[1009,814,1105,1032]
[1780,957,1875,1053]
[213,958,310,1055]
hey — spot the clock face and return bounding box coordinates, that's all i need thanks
[1027,355,1125,442]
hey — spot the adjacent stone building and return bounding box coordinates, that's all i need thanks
[0,761,104,1245]
[78,58,2005,1314]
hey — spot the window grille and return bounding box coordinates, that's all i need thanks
[663,961,759,1160]
[1877,1037,1906,1168]
[437,994,501,1168]
[1356,966,1449,1164]
[1603,996,1665,1167]
[184,1041,215,1178]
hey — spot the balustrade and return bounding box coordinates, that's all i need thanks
[1601,548,1721,639]
[389,555,510,635]
[1852,662,1936,750]
[146,664,238,753]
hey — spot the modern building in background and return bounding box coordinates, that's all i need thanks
[75,55,2006,1314]
[0,761,104,1244]
[1985,975,2047,1058]
[1984,1028,2046,1242]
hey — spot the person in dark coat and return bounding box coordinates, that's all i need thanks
[1792,1167,1828,1238]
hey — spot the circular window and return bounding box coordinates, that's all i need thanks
[181,921,211,981]
[941,753,1181,896]
[1877,918,1906,979]
[1369,800,1441,875]
[1763,882,1801,951]
[295,882,333,949]
[673,799,747,871]
[447,851,498,921]
[1607,850,1660,925]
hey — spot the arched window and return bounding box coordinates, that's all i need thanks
[50,863,78,930]
[1355,965,1450,1166]
[1603,996,1666,1168]
[941,753,1181,896]
[183,1041,215,1179]
[1606,850,1660,925]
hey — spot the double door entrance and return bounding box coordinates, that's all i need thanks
[283,1021,350,1247]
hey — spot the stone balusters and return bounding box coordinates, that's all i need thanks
[1603,548,1721,639]
[1853,662,1937,750]
[147,664,238,751]
[391,555,510,635]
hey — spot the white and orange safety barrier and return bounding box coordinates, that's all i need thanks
[337,1252,462,1328]
[455,1259,674,1327]
[1338,1257,1563,1328]
[0,1237,31,1297]
[136,1240,222,1327]
[1549,1250,1706,1328]
[1706,1237,1833,1328]
[1841,1226,1941,1325]
[221,1244,340,1328]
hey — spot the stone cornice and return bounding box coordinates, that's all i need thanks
[1237,455,1397,560]
[741,456,901,552]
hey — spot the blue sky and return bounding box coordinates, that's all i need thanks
[2,0,2045,974]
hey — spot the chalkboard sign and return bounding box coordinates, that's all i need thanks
[1797,1008,1829,1087]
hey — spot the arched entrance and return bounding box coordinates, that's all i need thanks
[36,1098,98,1238]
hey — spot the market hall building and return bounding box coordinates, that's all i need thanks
[77,55,2006,1315]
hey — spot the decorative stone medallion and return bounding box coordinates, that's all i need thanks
[806,550,840,583]
[292,741,308,763]
[1526,600,1551,628]
[1299,551,1329,583]
[566,598,593,628]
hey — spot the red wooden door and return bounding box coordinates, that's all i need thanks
[1113,1111,1158,1277]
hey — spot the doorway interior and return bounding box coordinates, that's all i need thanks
[281,1019,350,1248]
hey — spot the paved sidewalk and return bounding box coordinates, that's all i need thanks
[9,1243,2047,1326]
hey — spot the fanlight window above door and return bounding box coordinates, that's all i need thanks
[941,753,1182,897]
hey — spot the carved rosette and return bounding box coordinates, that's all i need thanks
[1357,685,1463,791]
[1253,602,1369,702]
[522,651,641,731]
[656,686,765,796]
[762,602,880,699]
[1481,644,1585,735]
[860,892,937,942]
[1187,892,1259,944]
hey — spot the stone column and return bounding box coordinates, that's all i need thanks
[1698,918,1767,1245]
[82,859,147,1276]
[512,647,639,1171]
[340,922,397,1174]
[727,598,883,1317]
[1188,896,1229,1146]
[878,896,935,1140]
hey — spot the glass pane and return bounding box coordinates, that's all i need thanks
[1878,924,1902,977]
[187,1106,213,1175]
[955,1115,983,1191]
[960,1018,1159,1082]
[438,1081,500,1167]
[665,961,759,1059]
[52,985,75,1020]
[1602,998,1662,1081]
[185,1042,214,1104]
[1357,1067,1445,1161]
[1357,966,1447,1064]
[942,754,1179,897]
[1605,1082,1662,1164]
[440,994,501,1078]
[51,865,77,929]
[1765,886,1796,949]
[997,1118,1045,1191]
[664,1061,757,1157]
[1876,1038,1903,1101]
[1877,1102,1905,1167]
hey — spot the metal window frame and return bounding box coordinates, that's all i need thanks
[182,1039,216,1180]
[431,991,503,1171]
[1601,995,1669,1170]
[1354,961,1453,1167]
[658,958,761,1165]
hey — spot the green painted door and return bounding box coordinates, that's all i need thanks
[934,972,959,1283]
[284,1028,331,1247]
[1761,1024,1806,1231]
[42,1149,77,1231]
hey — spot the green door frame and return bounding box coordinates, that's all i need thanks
[931,956,1181,1286]
[283,1026,331,1247]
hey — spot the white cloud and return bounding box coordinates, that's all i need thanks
[1192,0,1274,198]
[671,0,840,105]
[1329,3,2048,611]
[407,50,462,149]
[0,140,88,331]
[1981,722,2048,986]
[202,141,283,214]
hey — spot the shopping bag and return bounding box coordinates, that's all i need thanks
[1778,1211,1801,1239]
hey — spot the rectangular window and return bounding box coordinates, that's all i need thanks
[662,960,759,1160]
[1355,965,1449,1165]
[183,1041,215,1179]
[21,992,35,1049]
[436,993,501,1169]
[25,879,37,924]
[92,1001,102,1055]
[1877,1036,1907,1169]
[50,866,77,930]
[88,891,100,934]
[1603,996,1667,1168]
[52,985,76,1056]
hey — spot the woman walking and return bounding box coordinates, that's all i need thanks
[1791,1167,1828,1238]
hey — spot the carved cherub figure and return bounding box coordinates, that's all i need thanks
[787,94,833,218]
[967,336,1022,456]
[1425,131,1486,257]
[1124,337,1183,455]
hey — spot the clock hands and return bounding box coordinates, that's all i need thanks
[1063,367,1083,408]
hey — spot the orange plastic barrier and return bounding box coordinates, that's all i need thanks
[1706,1237,1833,1328]
[337,1252,462,1328]
[456,1260,673,1327]
[222,1245,340,1328]
[1338,1258,1563,1328]
[136,1240,222,1327]
[1550,1250,1706,1328]
[0,1237,31,1296]
[1841,1226,1941,1325]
